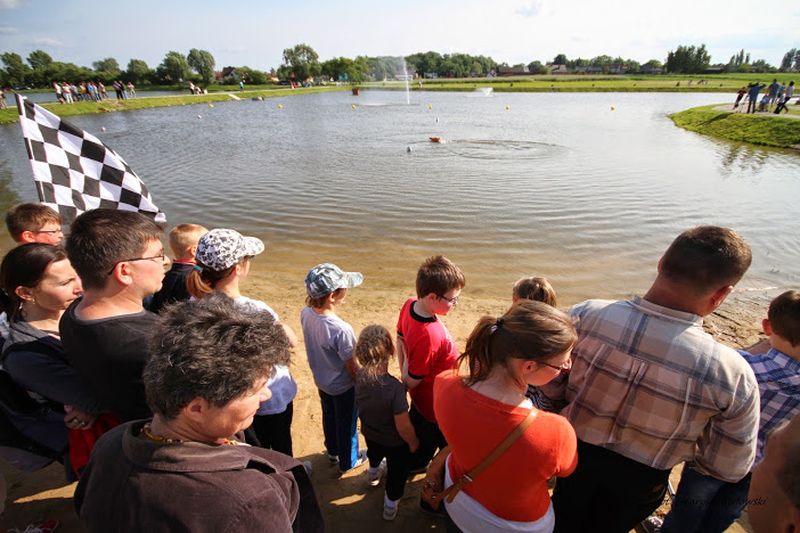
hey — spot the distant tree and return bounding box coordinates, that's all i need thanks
[26,49,53,70]
[23,50,54,86]
[158,51,191,83]
[780,48,798,71]
[235,66,267,85]
[282,43,320,81]
[642,59,663,71]
[665,44,710,73]
[1,52,31,87]
[553,53,568,65]
[526,61,548,74]
[93,57,120,75]
[405,51,443,77]
[749,59,776,73]
[187,48,216,85]
[126,59,151,84]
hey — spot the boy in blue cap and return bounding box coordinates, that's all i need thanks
[302,263,365,472]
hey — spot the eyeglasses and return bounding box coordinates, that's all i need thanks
[106,253,166,275]
[438,294,460,305]
[539,359,572,372]
[33,229,64,235]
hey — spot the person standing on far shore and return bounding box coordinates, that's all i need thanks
[775,81,795,114]
[747,83,765,113]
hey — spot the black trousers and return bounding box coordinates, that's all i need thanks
[250,401,294,456]
[552,439,670,533]
[408,403,447,470]
[365,438,412,501]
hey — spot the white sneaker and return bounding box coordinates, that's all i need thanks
[367,458,387,487]
[382,501,398,521]
[327,453,339,464]
[339,449,367,473]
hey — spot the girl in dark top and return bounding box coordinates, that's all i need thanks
[0,244,98,477]
[354,325,419,521]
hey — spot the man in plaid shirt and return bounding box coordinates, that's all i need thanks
[659,290,800,532]
[545,226,759,533]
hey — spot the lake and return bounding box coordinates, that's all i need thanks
[1,90,798,306]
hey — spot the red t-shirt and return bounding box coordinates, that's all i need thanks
[435,372,578,522]
[396,298,458,422]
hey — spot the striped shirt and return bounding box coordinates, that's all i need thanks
[543,297,759,482]
[740,347,800,464]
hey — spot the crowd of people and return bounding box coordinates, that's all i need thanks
[51,80,135,104]
[0,202,798,533]
[733,78,797,114]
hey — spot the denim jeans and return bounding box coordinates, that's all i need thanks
[318,387,359,469]
[660,466,750,533]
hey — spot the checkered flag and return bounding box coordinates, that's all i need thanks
[15,94,166,224]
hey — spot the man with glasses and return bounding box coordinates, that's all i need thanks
[396,255,465,481]
[5,203,64,245]
[60,209,168,423]
[544,226,759,533]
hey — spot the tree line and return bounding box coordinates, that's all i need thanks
[2,43,799,89]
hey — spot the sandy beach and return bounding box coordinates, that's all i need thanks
[1,269,767,532]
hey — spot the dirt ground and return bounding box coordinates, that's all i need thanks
[1,275,768,532]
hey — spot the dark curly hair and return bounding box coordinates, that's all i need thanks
[144,293,290,420]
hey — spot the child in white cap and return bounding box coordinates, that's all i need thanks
[301,263,365,472]
[188,228,299,457]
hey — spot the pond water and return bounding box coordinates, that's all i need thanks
[1,90,798,305]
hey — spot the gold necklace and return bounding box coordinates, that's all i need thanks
[140,423,242,446]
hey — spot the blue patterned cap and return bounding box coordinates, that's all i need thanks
[305,263,363,298]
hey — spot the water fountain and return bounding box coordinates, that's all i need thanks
[401,58,411,105]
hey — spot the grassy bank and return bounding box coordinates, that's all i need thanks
[0,86,345,125]
[670,104,800,149]
[366,73,799,93]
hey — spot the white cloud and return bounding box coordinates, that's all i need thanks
[0,0,22,8]
[0,25,18,34]
[31,37,64,47]
[516,0,545,17]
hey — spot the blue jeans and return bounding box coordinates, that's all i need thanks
[661,466,750,533]
[318,387,359,470]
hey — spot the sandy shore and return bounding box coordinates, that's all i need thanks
[1,273,767,532]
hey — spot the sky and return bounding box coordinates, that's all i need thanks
[1,0,798,71]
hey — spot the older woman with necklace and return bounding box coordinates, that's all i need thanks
[75,294,324,532]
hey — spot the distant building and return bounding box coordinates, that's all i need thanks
[640,65,663,75]
[549,64,569,75]
[497,65,529,76]
[216,67,237,82]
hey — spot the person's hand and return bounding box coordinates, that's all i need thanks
[64,406,96,430]
[409,437,420,454]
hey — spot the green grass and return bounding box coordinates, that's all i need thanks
[364,73,799,93]
[0,86,345,125]
[670,104,800,149]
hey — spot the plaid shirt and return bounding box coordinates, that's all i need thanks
[740,347,800,464]
[543,297,759,482]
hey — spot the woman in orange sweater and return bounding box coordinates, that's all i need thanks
[433,300,578,533]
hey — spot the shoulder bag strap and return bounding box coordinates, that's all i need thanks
[442,407,538,503]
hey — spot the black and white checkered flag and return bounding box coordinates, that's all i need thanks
[15,94,166,224]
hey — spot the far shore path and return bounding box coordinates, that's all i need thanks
[713,103,800,118]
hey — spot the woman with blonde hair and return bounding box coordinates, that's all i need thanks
[187,229,299,456]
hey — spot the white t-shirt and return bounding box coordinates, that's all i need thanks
[234,296,297,415]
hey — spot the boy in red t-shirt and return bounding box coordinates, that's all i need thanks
[396,255,465,474]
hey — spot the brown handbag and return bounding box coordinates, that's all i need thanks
[421,408,538,510]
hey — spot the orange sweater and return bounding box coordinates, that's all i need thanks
[435,372,578,521]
